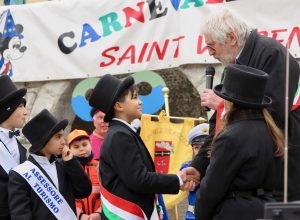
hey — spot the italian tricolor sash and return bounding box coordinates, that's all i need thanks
[99,183,160,220]
[292,80,300,111]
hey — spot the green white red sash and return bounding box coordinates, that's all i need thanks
[99,183,160,220]
[292,80,300,111]
[13,161,77,220]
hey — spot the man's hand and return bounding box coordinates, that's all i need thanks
[178,167,201,191]
[62,146,73,161]
[180,180,197,191]
[201,89,223,110]
[182,167,201,180]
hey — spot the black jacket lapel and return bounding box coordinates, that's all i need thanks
[17,140,27,163]
[55,161,65,193]
[110,120,155,171]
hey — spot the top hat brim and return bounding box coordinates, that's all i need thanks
[103,76,134,122]
[0,88,27,106]
[29,119,68,153]
[214,84,272,108]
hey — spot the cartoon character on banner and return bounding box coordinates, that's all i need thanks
[71,71,166,121]
[0,10,27,77]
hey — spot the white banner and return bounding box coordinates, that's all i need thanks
[0,0,299,82]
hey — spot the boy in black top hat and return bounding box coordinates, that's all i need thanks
[89,74,197,219]
[0,75,27,220]
[8,109,92,220]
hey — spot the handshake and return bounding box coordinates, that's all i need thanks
[178,167,201,191]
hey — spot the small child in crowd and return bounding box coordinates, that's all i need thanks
[181,123,209,220]
[8,109,92,220]
[67,129,101,220]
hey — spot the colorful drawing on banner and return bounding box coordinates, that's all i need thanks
[71,77,99,122]
[170,0,181,10]
[0,10,27,77]
[131,71,166,115]
[71,71,166,122]
[58,0,206,55]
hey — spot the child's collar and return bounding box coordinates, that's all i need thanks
[0,127,18,139]
[0,126,16,133]
[31,153,57,165]
[112,118,137,132]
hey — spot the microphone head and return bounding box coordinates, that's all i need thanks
[206,65,215,76]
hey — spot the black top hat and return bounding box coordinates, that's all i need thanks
[0,76,27,124]
[23,109,68,153]
[214,64,272,108]
[0,76,27,106]
[89,74,134,122]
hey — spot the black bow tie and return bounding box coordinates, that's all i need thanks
[9,130,20,138]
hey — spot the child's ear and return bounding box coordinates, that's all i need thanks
[114,101,123,112]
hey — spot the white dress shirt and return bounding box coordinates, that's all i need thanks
[31,154,59,190]
[112,118,137,132]
[0,127,20,164]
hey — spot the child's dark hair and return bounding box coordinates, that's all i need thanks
[116,85,138,103]
[111,85,138,119]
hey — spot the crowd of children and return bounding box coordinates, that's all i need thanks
[0,73,205,220]
[0,75,95,220]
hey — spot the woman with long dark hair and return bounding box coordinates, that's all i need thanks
[195,64,284,220]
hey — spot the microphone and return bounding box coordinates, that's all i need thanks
[205,65,215,111]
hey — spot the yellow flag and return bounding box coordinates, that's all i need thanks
[140,114,195,209]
